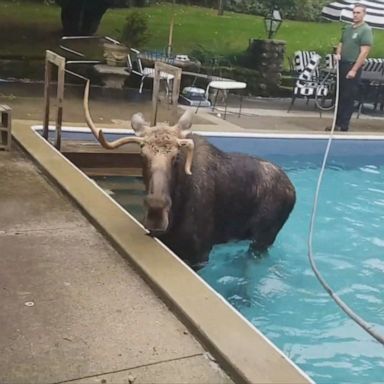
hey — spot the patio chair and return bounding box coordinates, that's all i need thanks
[288,50,322,93]
[325,53,337,70]
[292,50,320,74]
[356,58,384,118]
[288,53,335,115]
[127,48,174,94]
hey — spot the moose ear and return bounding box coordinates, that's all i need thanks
[175,110,193,136]
[131,113,149,137]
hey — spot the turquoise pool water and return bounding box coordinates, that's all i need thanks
[90,134,384,384]
[199,164,384,384]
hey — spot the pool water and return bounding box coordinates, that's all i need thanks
[200,163,384,384]
[92,137,384,384]
[94,176,145,220]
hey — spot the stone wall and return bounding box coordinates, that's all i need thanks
[240,38,286,96]
[0,59,44,81]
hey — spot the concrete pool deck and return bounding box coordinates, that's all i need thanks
[0,139,234,384]
[1,82,383,384]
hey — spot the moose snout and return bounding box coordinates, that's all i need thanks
[144,194,171,211]
[143,194,171,234]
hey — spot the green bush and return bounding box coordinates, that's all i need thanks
[192,0,331,22]
[120,10,150,48]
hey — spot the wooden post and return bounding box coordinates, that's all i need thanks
[167,15,175,57]
[43,50,66,149]
[0,105,12,151]
[56,58,65,149]
[43,56,51,140]
[151,62,181,126]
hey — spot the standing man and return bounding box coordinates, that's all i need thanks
[328,4,373,132]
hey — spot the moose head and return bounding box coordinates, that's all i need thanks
[83,80,194,235]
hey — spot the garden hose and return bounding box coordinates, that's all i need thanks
[307,60,384,345]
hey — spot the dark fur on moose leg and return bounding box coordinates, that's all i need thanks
[83,86,296,268]
[154,132,295,268]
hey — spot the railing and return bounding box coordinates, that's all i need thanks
[43,50,89,150]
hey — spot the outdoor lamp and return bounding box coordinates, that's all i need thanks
[264,8,282,39]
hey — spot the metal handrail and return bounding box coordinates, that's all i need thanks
[59,35,120,65]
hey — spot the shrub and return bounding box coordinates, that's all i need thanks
[207,0,330,22]
[120,10,150,48]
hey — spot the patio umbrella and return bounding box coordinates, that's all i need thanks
[321,0,384,29]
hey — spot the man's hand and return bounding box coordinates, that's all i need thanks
[346,69,357,79]
[348,45,371,79]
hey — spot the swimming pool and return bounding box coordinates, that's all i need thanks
[88,131,384,384]
[41,127,383,383]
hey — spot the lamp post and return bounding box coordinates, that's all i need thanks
[264,7,282,39]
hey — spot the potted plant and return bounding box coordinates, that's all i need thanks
[103,11,149,67]
[102,40,129,67]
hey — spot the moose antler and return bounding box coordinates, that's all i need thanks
[83,80,144,149]
[177,139,194,175]
[131,113,149,136]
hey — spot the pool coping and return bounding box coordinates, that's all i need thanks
[13,120,313,384]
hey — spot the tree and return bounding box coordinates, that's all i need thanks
[56,0,113,36]
[217,0,224,16]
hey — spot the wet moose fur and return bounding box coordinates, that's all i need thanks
[152,133,296,268]
[83,86,296,269]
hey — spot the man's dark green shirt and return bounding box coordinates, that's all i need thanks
[340,22,373,62]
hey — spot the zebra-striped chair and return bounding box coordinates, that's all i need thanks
[292,50,319,73]
[356,58,384,117]
[288,53,333,114]
[287,50,320,88]
[288,51,338,114]
[325,53,337,70]
[361,58,384,80]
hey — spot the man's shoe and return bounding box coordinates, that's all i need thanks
[325,125,341,132]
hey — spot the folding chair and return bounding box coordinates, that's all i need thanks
[127,48,174,94]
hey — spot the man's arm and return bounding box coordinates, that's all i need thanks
[347,45,371,78]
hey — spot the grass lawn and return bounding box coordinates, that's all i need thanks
[1,1,384,67]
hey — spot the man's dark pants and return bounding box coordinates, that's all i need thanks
[336,61,362,131]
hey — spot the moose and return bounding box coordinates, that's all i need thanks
[83,80,296,268]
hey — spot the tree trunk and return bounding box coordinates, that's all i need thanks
[217,0,224,16]
[60,0,109,36]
